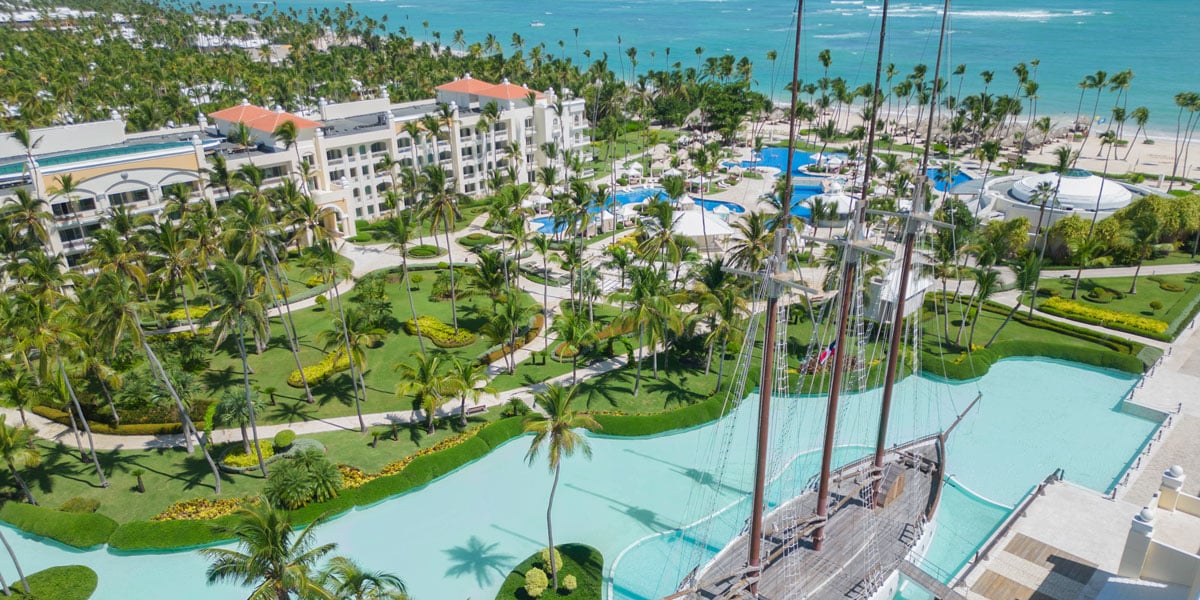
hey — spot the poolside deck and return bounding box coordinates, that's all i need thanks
[676,439,942,599]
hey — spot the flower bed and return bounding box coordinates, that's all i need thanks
[404,315,477,348]
[164,305,212,322]
[152,497,260,522]
[477,314,545,365]
[1041,296,1169,338]
[287,351,351,387]
[220,440,275,468]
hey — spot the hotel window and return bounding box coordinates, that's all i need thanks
[370,142,387,153]
[465,182,477,193]
[329,169,345,181]
[397,138,412,149]
[355,208,363,217]
[108,188,150,206]
[59,227,84,243]
[460,128,471,139]
[65,253,84,267]
[78,197,96,212]
[263,165,287,179]
[359,145,367,155]
[367,205,375,215]
[463,166,475,177]
[52,202,75,217]
[353,189,361,198]
[346,146,355,157]
[326,149,343,160]
[461,147,473,157]
[350,167,358,178]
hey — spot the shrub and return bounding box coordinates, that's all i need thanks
[1149,300,1164,313]
[562,574,578,592]
[477,314,544,364]
[406,244,443,258]
[153,496,259,521]
[264,447,343,510]
[540,547,563,571]
[1160,281,1185,292]
[457,232,496,248]
[58,497,100,514]
[274,429,296,450]
[0,503,117,549]
[287,351,351,387]
[30,406,183,435]
[1035,287,1060,298]
[1041,297,1169,337]
[501,398,532,418]
[1085,288,1113,303]
[165,305,212,322]
[404,315,477,348]
[304,274,328,288]
[524,567,549,598]
[314,294,328,308]
[346,233,373,243]
[222,441,275,468]
[5,565,98,600]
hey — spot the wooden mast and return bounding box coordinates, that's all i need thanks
[746,0,806,591]
[872,0,953,504]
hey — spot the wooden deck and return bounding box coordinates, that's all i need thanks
[969,534,1098,600]
[676,439,943,599]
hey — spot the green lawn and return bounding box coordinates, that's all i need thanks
[583,130,682,179]
[4,410,500,523]
[1043,251,1200,271]
[495,544,603,600]
[1028,272,1200,337]
[200,269,538,424]
[358,203,488,244]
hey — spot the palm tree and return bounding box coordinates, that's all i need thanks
[728,212,774,272]
[445,358,495,427]
[985,253,1041,347]
[1027,145,1076,306]
[1122,213,1161,294]
[394,351,449,434]
[0,528,30,594]
[201,502,337,600]
[1124,106,1151,161]
[1069,235,1110,300]
[420,165,462,331]
[550,309,598,382]
[523,384,601,590]
[317,309,384,433]
[0,414,40,505]
[319,556,408,600]
[530,233,554,333]
[966,268,1000,347]
[306,240,366,430]
[700,286,745,391]
[611,266,682,393]
[481,291,538,375]
[273,120,308,193]
[376,214,426,356]
[208,259,270,476]
[214,391,264,455]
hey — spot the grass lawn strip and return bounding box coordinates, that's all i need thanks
[1031,273,1200,340]
[5,565,98,599]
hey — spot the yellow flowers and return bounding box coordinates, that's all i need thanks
[404,315,477,348]
[287,351,351,387]
[152,496,260,521]
[1042,297,1169,335]
[221,441,275,468]
[164,305,212,322]
[337,464,373,489]
[379,424,486,476]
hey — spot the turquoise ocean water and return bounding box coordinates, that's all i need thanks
[210,0,1196,133]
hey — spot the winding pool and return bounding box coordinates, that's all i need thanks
[0,359,1151,599]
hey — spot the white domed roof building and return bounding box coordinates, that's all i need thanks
[979,168,1149,231]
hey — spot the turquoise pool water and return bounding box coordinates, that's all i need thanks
[928,167,974,192]
[0,359,1149,599]
[532,188,745,233]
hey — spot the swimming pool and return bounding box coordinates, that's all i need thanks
[928,167,973,192]
[532,188,746,233]
[728,147,843,175]
[0,359,1149,600]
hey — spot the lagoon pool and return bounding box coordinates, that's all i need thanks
[928,167,974,192]
[532,188,745,233]
[0,359,1150,600]
[727,147,844,175]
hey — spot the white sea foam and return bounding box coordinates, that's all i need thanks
[952,9,1095,20]
[814,32,866,39]
[829,0,863,4]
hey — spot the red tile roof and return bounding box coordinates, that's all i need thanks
[209,104,322,132]
[436,78,496,95]
[436,77,545,102]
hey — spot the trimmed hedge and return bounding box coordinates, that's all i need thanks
[287,351,351,387]
[457,233,497,248]
[30,405,182,435]
[0,503,117,549]
[921,339,1145,381]
[406,244,445,258]
[6,565,98,600]
[404,315,477,348]
[109,517,237,551]
[591,394,731,437]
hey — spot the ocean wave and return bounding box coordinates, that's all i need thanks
[814,32,867,39]
[952,9,1095,19]
[829,0,863,4]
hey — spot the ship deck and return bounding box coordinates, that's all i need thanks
[676,438,943,600]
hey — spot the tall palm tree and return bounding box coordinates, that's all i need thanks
[966,268,1000,347]
[1027,145,1076,306]
[376,214,426,356]
[1122,213,1161,295]
[319,556,408,600]
[201,502,337,600]
[420,165,462,330]
[0,414,40,505]
[394,350,448,434]
[445,358,495,427]
[208,259,270,476]
[550,309,598,382]
[305,240,365,430]
[317,309,383,433]
[699,286,745,391]
[985,253,1041,347]
[523,384,600,590]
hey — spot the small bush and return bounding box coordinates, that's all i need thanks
[524,567,549,598]
[304,274,328,288]
[1042,296,1169,337]
[164,305,212,323]
[58,497,101,514]
[153,496,259,521]
[264,447,343,510]
[562,574,578,592]
[1036,287,1061,298]
[501,398,532,418]
[1160,281,1185,292]
[540,547,563,571]
[404,315,477,347]
[457,233,496,248]
[30,406,183,435]
[274,429,296,450]
[222,441,275,468]
[406,244,444,258]
[1149,300,1164,313]
[1085,288,1113,303]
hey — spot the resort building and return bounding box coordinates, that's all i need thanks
[1116,466,1200,599]
[0,75,589,266]
[969,168,1157,230]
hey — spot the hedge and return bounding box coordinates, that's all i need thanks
[1040,297,1170,340]
[0,503,117,549]
[6,565,98,600]
[109,516,237,551]
[30,405,183,436]
[457,233,496,248]
[921,339,1145,381]
[552,318,633,361]
[477,314,545,365]
[404,315,477,348]
[591,394,732,437]
[287,351,351,388]
[406,244,445,258]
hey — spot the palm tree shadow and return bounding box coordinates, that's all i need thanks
[312,376,356,408]
[646,375,705,408]
[202,366,241,393]
[576,368,633,410]
[25,444,89,493]
[443,535,515,586]
[266,401,316,424]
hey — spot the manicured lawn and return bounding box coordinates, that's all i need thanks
[1044,251,1200,270]
[359,203,488,244]
[495,544,603,600]
[4,411,499,523]
[5,565,97,599]
[1030,272,1200,336]
[200,269,539,424]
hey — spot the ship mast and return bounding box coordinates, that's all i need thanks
[871,0,953,505]
[745,0,806,592]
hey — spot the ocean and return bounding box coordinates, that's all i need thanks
[213,0,1198,134]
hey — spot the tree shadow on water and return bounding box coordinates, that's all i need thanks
[443,535,515,587]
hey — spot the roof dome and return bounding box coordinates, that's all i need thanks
[1010,169,1133,212]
